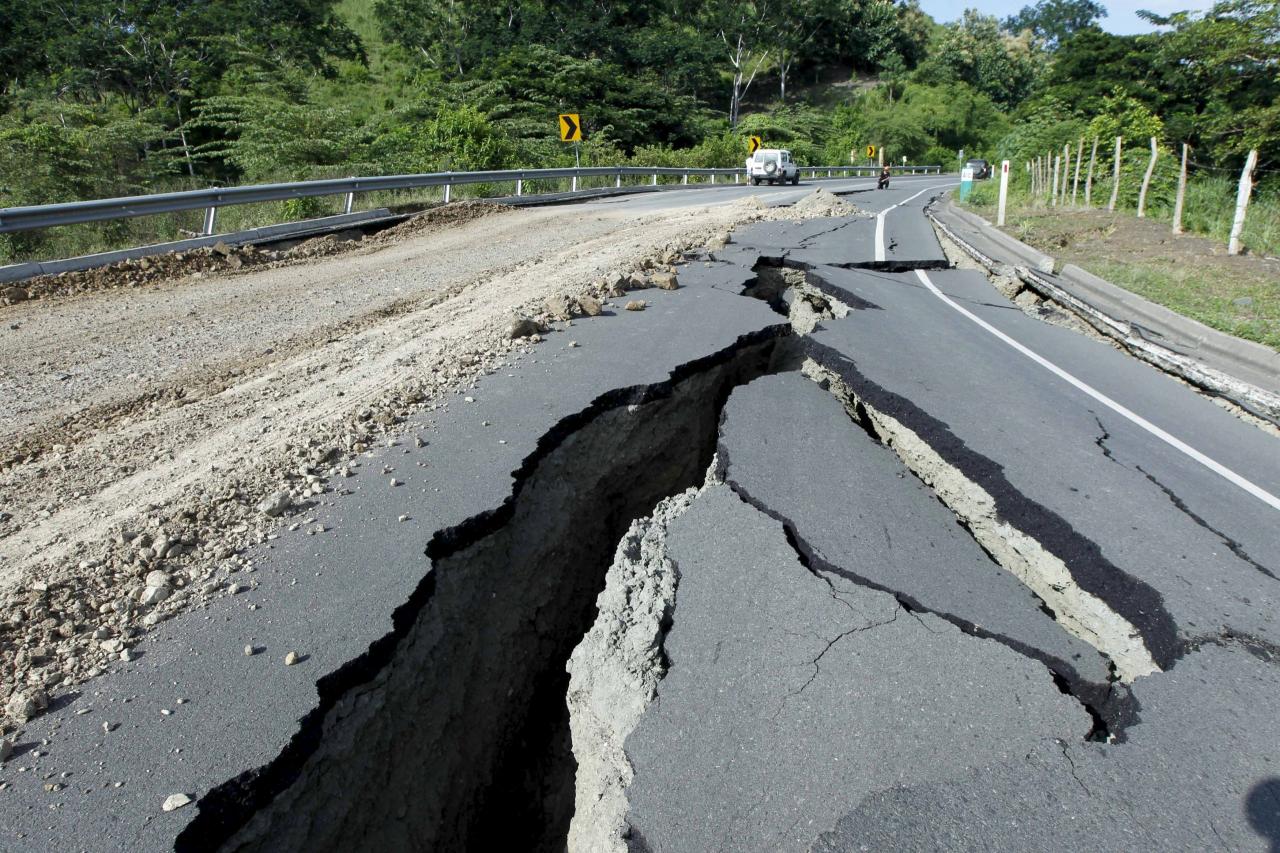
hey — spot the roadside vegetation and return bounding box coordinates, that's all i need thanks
[0,0,1276,264]
[963,177,1280,350]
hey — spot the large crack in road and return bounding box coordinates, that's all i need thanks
[5,183,1279,852]
[176,331,786,852]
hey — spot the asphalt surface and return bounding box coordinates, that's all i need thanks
[3,175,1279,852]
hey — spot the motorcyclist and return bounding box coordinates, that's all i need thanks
[877,164,891,189]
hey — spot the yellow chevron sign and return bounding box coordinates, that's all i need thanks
[559,114,582,142]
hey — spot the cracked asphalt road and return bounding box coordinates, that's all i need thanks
[3,176,1279,852]
[622,188,1280,852]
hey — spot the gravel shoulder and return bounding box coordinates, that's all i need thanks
[0,192,842,727]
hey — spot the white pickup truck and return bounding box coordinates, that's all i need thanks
[745,148,800,186]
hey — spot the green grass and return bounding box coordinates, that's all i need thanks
[1092,261,1279,350]
[957,179,1280,352]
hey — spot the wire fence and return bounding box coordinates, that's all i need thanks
[1011,136,1271,257]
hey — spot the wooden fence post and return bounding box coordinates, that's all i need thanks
[1051,153,1060,206]
[1172,143,1189,235]
[1085,137,1098,206]
[1108,136,1123,211]
[1228,149,1258,256]
[1071,139,1083,205]
[1062,144,1071,206]
[1137,136,1158,218]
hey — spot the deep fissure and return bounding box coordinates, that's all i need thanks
[174,328,787,853]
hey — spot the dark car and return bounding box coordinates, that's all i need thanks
[964,159,993,180]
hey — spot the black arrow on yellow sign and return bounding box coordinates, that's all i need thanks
[559,114,581,142]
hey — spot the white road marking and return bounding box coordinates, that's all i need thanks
[875,183,959,262]
[916,269,1280,513]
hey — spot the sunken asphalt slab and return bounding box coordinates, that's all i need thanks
[623,481,1087,853]
[717,373,1113,693]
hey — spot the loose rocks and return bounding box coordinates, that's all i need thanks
[651,272,679,291]
[5,690,46,724]
[162,793,192,812]
[624,300,647,312]
[256,491,293,518]
[506,317,545,340]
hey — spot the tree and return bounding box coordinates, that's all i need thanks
[1142,0,1280,163]
[916,10,1040,110]
[772,0,835,102]
[1032,31,1167,117]
[701,0,774,126]
[1004,0,1107,49]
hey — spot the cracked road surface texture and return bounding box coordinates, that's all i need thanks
[623,482,1088,853]
[613,193,1280,851]
[3,176,1279,852]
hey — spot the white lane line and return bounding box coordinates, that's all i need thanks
[915,269,1280,513]
[875,183,959,262]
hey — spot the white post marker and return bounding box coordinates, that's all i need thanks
[1228,149,1258,256]
[1108,137,1123,212]
[997,160,1011,227]
[1061,144,1071,206]
[1051,154,1060,206]
[1137,136,1158,218]
[913,269,1280,514]
[1071,139,1083,205]
[1172,143,1188,235]
[1085,137,1098,207]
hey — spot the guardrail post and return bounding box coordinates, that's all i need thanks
[572,174,578,192]
[711,173,715,184]
[651,173,658,186]
[444,183,451,203]
[343,190,355,215]
[516,178,523,197]
[202,205,217,236]
[735,173,739,184]
[682,173,688,185]
[616,173,622,188]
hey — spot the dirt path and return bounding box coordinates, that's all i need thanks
[0,192,855,726]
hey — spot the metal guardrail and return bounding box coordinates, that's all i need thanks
[0,164,943,236]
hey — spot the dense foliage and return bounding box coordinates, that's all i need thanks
[0,0,1276,257]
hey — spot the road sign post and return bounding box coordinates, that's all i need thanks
[997,160,1010,226]
[559,114,582,192]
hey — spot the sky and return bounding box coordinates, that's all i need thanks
[917,0,1218,35]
